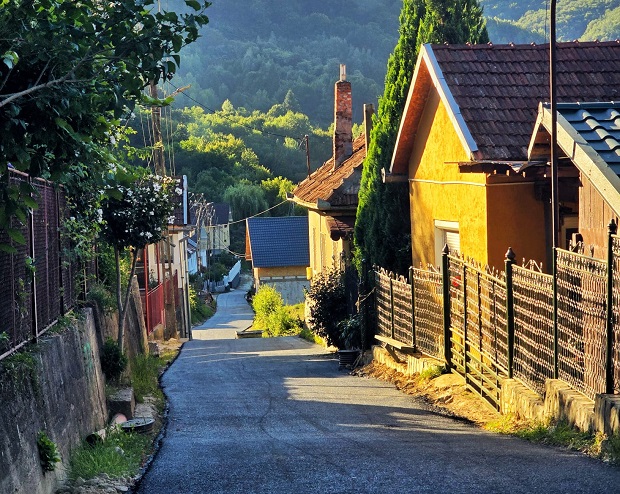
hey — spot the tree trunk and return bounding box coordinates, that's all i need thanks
[116,246,140,354]
[115,246,124,353]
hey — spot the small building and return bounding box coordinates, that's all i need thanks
[245,216,310,305]
[529,101,620,258]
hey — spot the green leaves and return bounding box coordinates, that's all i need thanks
[0,0,210,233]
[2,50,18,69]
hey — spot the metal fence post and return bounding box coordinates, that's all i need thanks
[553,247,559,379]
[409,266,417,350]
[505,248,516,379]
[442,245,452,369]
[360,259,369,352]
[606,220,617,394]
[389,275,395,340]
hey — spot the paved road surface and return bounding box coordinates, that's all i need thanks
[191,278,254,340]
[136,289,620,493]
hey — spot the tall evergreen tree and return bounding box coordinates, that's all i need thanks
[354,0,488,274]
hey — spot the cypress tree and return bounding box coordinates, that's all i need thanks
[354,0,488,274]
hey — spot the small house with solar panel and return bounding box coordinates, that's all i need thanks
[245,216,310,305]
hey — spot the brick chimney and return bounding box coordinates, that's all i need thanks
[364,103,374,152]
[333,64,352,169]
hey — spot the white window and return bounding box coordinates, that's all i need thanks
[434,220,460,267]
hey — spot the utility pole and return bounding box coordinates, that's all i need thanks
[150,82,166,176]
[550,0,559,249]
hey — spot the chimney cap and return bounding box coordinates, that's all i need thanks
[339,64,346,82]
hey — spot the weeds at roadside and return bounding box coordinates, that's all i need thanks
[419,365,444,381]
[68,427,152,481]
[484,415,620,464]
[298,327,327,346]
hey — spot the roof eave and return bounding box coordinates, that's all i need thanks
[390,44,480,175]
[536,104,620,216]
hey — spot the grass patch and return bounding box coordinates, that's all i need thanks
[68,428,151,481]
[130,354,165,404]
[419,364,444,381]
[484,415,620,463]
[298,327,327,346]
[191,297,216,325]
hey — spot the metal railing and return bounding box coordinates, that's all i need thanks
[370,221,620,407]
[0,171,82,361]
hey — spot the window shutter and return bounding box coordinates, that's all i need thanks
[444,230,460,255]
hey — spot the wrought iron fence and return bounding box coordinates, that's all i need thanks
[0,171,83,361]
[613,235,620,393]
[371,223,620,406]
[556,249,608,398]
[410,267,443,357]
[512,265,555,395]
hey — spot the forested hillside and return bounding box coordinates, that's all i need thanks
[169,0,402,127]
[168,0,618,128]
[482,0,620,44]
[149,0,618,222]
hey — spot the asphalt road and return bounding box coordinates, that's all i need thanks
[136,288,620,494]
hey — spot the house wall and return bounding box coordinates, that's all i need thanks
[408,91,488,267]
[579,175,620,259]
[486,177,547,268]
[253,266,309,305]
[407,90,548,270]
[308,210,347,275]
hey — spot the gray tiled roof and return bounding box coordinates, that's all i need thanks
[247,216,309,268]
[557,102,620,174]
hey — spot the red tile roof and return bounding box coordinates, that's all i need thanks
[437,41,620,160]
[292,134,366,208]
[392,41,620,172]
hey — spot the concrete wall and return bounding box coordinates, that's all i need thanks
[0,277,150,493]
[0,309,107,494]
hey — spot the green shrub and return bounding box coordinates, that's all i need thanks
[100,338,127,382]
[252,285,283,329]
[37,431,61,472]
[305,269,348,348]
[86,282,116,313]
[266,306,304,337]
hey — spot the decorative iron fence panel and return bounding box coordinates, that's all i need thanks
[613,235,620,393]
[392,275,413,345]
[479,272,508,372]
[374,269,392,339]
[411,267,443,357]
[512,265,554,395]
[556,249,608,399]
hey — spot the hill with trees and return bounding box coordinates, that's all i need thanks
[168,0,618,131]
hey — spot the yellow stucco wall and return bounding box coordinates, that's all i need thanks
[254,266,307,279]
[409,91,488,267]
[308,210,347,276]
[408,90,547,270]
[485,177,547,268]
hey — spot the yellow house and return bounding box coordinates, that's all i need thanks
[291,65,372,277]
[389,41,620,271]
[245,216,310,305]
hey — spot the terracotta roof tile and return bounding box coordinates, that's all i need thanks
[429,41,620,161]
[292,134,366,208]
